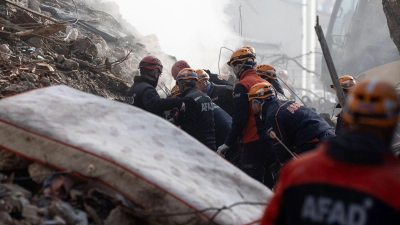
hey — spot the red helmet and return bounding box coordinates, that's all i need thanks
[139,56,163,73]
[171,60,190,79]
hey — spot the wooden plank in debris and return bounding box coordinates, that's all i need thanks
[10,11,39,29]
[29,24,66,37]
[1,0,61,23]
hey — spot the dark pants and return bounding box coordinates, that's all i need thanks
[224,140,241,167]
[240,140,276,189]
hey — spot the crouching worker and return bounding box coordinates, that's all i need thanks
[260,79,400,225]
[248,82,335,164]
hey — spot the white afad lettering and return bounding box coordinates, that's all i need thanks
[202,103,207,112]
[201,103,214,112]
[301,195,371,225]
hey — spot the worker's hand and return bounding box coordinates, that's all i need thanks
[217,144,229,156]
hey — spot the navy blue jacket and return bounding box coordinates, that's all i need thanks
[207,83,234,116]
[126,76,182,118]
[213,104,232,148]
[262,99,334,163]
[178,87,216,150]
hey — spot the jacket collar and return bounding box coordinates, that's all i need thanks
[327,131,392,165]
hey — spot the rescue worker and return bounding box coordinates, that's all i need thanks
[277,70,296,100]
[217,48,275,187]
[171,60,191,80]
[172,59,232,86]
[331,75,356,135]
[196,69,234,116]
[249,82,335,164]
[126,56,184,118]
[242,45,256,58]
[195,69,240,164]
[176,68,216,150]
[260,79,400,225]
[255,64,285,96]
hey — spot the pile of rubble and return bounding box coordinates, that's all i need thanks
[0,0,176,101]
[0,0,179,224]
[0,160,148,225]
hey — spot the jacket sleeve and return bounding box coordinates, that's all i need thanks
[224,84,248,147]
[223,87,234,115]
[265,113,292,164]
[178,97,197,137]
[142,87,183,115]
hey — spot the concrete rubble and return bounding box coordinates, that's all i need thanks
[0,0,178,224]
[0,0,176,102]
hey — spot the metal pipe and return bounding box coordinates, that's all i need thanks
[314,16,347,108]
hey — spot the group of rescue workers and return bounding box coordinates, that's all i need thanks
[126,46,400,224]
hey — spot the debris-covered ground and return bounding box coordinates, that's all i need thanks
[0,0,176,102]
[0,0,181,224]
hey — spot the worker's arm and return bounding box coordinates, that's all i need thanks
[142,87,183,116]
[224,84,248,147]
[265,113,292,164]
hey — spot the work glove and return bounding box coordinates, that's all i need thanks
[217,144,230,156]
[167,108,179,125]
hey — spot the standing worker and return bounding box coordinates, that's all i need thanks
[331,75,356,135]
[176,68,216,150]
[196,69,234,116]
[171,60,191,80]
[195,69,240,164]
[260,78,400,225]
[126,56,184,118]
[217,48,275,188]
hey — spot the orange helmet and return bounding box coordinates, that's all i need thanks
[331,75,356,90]
[195,69,210,82]
[176,68,198,81]
[255,64,277,80]
[248,82,275,101]
[227,48,255,66]
[242,45,256,57]
[171,60,191,79]
[343,79,400,127]
[171,85,180,97]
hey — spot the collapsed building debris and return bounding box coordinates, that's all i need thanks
[0,0,176,102]
[0,0,191,224]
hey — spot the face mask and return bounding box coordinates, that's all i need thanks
[142,69,161,88]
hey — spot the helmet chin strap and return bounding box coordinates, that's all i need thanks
[233,60,247,78]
